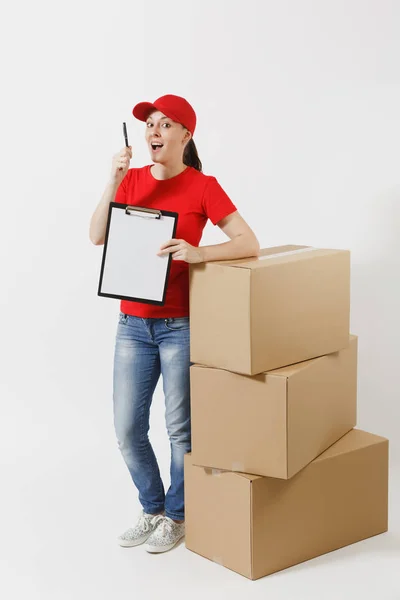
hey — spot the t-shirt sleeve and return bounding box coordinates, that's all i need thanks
[201,176,237,225]
[114,169,131,204]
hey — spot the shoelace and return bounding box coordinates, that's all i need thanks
[152,514,165,524]
[152,515,176,536]
[134,512,161,534]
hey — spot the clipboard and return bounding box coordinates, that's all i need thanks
[98,202,179,305]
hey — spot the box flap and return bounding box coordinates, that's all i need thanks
[313,429,388,463]
[202,465,262,482]
[268,334,357,378]
[191,334,356,379]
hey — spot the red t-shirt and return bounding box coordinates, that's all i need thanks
[114,164,237,318]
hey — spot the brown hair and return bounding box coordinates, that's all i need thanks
[183,137,202,172]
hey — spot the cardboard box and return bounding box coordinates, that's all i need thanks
[189,245,350,375]
[184,429,388,580]
[190,335,357,478]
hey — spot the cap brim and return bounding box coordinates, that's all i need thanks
[132,102,157,121]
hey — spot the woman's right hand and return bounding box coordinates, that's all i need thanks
[110,146,133,186]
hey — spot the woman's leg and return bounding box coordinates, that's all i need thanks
[113,313,165,515]
[155,317,192,522]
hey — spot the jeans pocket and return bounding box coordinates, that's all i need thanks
[118,312,128,325]
[164,317,190,331]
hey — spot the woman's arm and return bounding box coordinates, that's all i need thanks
[89,181,120,246]
[200,211,260,262]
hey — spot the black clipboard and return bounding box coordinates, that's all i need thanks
[97,202,179,305]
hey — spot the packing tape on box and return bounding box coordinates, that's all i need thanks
[211,468,222,477]
[212,556,224,566]
[204,467,220,476]
[204,467,229,477]
[258,247,317,261]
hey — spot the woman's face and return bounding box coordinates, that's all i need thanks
[145,110,191,163]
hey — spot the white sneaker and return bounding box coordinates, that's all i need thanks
[144,516,185,553]
[117,510,165,547]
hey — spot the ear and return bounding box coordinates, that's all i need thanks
[182,128,192,144]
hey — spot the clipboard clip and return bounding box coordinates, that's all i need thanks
[125,206,161,220]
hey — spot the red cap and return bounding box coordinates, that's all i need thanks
[132,94,197,135]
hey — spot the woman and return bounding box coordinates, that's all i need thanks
[89,94,260,554]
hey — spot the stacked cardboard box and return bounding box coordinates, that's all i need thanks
[185,245,388,580]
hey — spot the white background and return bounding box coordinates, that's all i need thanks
[1,0,399,598]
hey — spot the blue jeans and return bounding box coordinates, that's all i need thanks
[112,312,192,521]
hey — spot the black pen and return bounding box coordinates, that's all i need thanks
[123,122,129,147]
[118,122,130,171]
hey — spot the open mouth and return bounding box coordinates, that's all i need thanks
[151,143,164,152]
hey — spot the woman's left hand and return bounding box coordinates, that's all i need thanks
[157,239,204,264]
